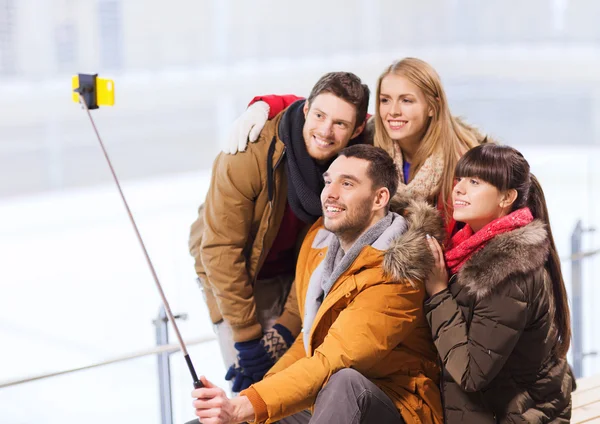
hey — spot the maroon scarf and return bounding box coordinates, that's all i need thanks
[445,208,534,274]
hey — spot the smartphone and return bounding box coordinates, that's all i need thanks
[71,75,115,106]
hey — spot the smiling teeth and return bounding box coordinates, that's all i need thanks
[314,136,332,147]
[455,201,469,206]
[389,121,407,129]
[326,206,343,212]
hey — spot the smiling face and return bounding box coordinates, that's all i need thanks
[452,176,516,232]
[378,73,432,143]
[302,93,364,164]
[321,156,387,247]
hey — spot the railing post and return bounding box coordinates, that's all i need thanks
[571,220,584,378]
[154,306,187,424]
[571,220,598,378]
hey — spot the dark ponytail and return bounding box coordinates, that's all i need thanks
[528,175,571,358]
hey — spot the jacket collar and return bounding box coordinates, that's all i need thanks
[457,219,549,300]
[382,197,446,287]
[265,112,288,202]
[310,197,444,287]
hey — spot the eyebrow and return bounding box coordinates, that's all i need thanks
[379,92,416,98]
[341,174,361,182]
[313,108,353,126]
[323,172,362,183]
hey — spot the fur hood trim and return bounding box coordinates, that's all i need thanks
[457,219,549,300]
[382,195,445,285]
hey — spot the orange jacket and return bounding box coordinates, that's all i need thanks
[241,199,445,424]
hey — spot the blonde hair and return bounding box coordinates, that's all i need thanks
[373,57,479,216]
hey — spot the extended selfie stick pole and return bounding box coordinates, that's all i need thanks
[75,82,203,389]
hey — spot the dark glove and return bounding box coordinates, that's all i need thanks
[225,324,295,392]
[224,339,269,393]
[237,324,295,375]
[224,361,254,393]
[261,323,295,362]
[235,337,273,383]
[224,337,270,393]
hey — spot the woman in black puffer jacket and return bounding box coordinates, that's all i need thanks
[424,144,573,423]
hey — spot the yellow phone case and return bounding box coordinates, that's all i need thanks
[71,75,115,106]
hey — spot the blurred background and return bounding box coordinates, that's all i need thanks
[0,0,599,423]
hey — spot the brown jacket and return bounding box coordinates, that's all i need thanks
[425,220,573,423]
[188,111,302,342]
[241,199,446,424]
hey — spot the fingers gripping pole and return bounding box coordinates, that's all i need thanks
[77,93,202,388]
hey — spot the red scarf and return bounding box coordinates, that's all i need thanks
[445,208,534,274]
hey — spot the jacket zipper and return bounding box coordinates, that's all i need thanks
[253,146,286,284]
[439,356,447,424]
[439,275,456,424]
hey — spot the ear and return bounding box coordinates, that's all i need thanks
[303,101,309,117]
[500,188,518,209]
[351,119,366,139]
[373,187,391,212]
[428,97,439,117]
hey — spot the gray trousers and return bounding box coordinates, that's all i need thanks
[279,368,405,424]
[185,368,404,424]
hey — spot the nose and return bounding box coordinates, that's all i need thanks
[318,119,334,137]
[453,178,466,195]
[322,182,340,201]
[390,100,402,116]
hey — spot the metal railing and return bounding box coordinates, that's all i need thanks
[570,220,599,378]
[154,306,188,424]
[0,315,215,391]
[0,306,215,424]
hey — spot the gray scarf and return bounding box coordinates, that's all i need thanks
[303,213,395,350]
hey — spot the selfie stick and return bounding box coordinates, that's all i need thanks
[73,75,203,389]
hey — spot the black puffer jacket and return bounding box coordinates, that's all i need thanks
[425,220,573,423]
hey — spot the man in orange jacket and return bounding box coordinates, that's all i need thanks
[188,145,444,424]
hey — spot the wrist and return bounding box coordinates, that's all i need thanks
[427,282,448,296]
[232,395,255,422]
[272,323,294,347]
[234,337,261,349]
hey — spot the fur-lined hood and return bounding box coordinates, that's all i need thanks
[457,220,550,300]
[382,196,445,285]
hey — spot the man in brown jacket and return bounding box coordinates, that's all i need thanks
[189,72,370,392]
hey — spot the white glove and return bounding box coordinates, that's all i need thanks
[223,101,270,154]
